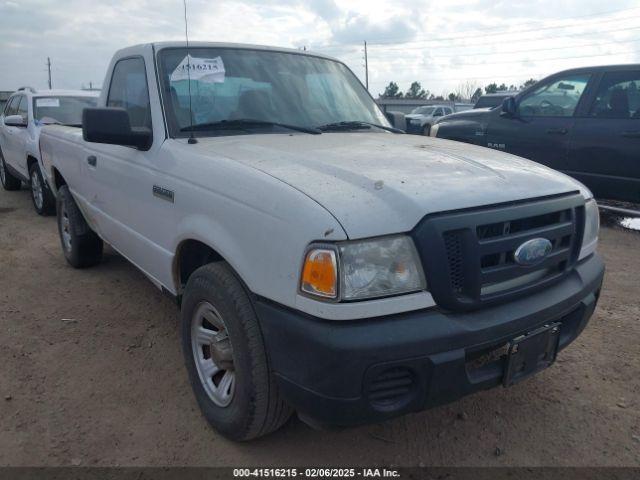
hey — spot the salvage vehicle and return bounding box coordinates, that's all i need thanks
[405,105,454,135]
[431,65,640,203]
[39,42,604,441]
[0,87,98,214]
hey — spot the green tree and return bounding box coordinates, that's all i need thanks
[471,87,483,102]
[521,78,537,89]
[405,81,428,99]
[448,92,460,101]
[380,81,403,98]
[485,83,498,94]
[498,83,508,91]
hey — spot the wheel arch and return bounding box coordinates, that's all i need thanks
[51,166,67,193]
[172,238,254,300]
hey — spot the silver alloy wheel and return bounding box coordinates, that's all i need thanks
[191,301,235,407]
[60,201,72,252]
[0,158,5,185]
[31,169,43,210]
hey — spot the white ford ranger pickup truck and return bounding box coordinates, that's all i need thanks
[39,42,604,441]
[0,88,98,215]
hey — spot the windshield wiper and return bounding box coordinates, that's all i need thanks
[316,121,403,133]
[180,119,321,135]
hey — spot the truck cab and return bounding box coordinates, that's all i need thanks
[39,42,604,441]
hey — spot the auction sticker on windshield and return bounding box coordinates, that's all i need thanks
[171,55,225,83]
[36,98,60,108]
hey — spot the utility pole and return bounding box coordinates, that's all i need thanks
[364,41,369,91]
[46,57,52,89]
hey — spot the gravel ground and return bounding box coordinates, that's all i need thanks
[0,185,639,467]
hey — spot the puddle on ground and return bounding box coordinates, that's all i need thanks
[599,202,640,233]
[619,217,640,231]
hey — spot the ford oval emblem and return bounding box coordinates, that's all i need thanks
[514,238,553,266]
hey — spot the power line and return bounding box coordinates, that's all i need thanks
[338,36,640,61]
[366,48,640,68]
[315,24,640,58]
[313,11,640,51]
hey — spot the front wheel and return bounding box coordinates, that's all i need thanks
[181,262,293,441]
[29,163,56,216]
[56,185,103,268]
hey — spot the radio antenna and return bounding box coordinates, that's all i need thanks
[183,0,197,144]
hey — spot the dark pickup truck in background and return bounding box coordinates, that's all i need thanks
[431,64,640,203]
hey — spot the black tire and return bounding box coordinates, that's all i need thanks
[0,152,22,191]
[29,163,56,216]
[422,124,431,136]
[181,262,293,441]
[56,185,103,268]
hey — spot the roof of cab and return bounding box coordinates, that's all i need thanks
[120,41,339,62]
[548,64,640,77]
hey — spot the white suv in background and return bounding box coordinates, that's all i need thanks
[0,87,98,215]
[405,105,454,135]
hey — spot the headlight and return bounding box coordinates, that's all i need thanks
[429,123,440,137]
[300,235,427,301]
[580,199,599,259]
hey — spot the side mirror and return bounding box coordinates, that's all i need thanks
[384,111,406,131]
[501,97,517,117]
[4,115,27,127]
[82,107,152,150]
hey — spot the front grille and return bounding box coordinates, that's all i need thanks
[444,231,465,293]
[413,193,585,311]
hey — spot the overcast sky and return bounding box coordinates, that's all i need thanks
[1,0,640,96]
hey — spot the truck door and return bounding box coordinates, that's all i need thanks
[567,69,640,202]
[82,55,171,284]
[1,95,29,176]
[486,74,591,171]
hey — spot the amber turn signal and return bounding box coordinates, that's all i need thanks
[300,248,338,299]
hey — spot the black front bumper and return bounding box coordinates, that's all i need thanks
[405,121,425,134]
[254,253,604,427]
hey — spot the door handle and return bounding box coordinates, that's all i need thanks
[621,131,640,138]
[546,128,568,135]
[87,155,97,167]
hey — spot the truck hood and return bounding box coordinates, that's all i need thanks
[191,133,587,238]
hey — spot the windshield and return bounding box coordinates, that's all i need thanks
[33,96,97,125]
[411,106,435,115]
[157,47,390,137]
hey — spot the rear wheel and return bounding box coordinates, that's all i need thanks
[181,262,293,441]
[56,185,103,268]
[0,153,22,191]
[29,163,55,216]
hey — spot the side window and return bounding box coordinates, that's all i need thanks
[589,70,640,119]
[518,75,590,117]
[5,96,19,116]
[107,57,152,130]
[433,108,443,117]
[17,96,28,120]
